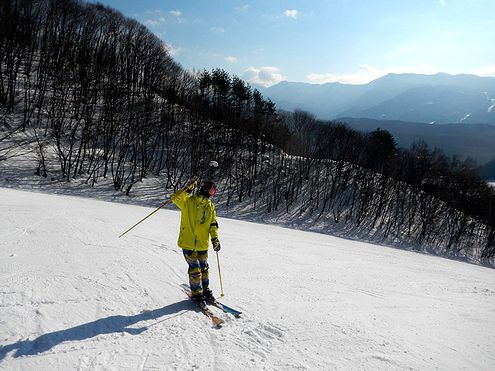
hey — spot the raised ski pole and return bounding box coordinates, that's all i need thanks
[118,199,173,238]
[216,251,225,297]
[118,177,197,238]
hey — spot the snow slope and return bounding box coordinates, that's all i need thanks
[1,188,494,370]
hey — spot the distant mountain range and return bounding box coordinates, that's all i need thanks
[260,73,495,124]
[259,73,495,173]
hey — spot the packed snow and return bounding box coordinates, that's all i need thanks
[1,188,494,370]
[484,92,495,112]
[459,113,471,122]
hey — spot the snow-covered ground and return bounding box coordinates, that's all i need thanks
[1,187,494,370]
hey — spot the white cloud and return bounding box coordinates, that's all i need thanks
[209,53,237,63]
[164,43,182,56]
[242,67,286,87]
[170,10,182,17]
[305,64,442,85]
[225,56,238,63]
[284,10,299,19]
[143,9,162,15]
[236,4,250,12]
[439,0,447,6]
[144,19,160,27]
[472,65,495,76]
[210,27,225,33]
[306,65,381,84]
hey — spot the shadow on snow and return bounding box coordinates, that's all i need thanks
[0,299,191,360]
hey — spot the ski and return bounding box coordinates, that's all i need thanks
[196,303,224,327]
[182,288,224,327]
[180,285,241,319]
[209,301,242,318]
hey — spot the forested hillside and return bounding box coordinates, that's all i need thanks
[338,117,495,167]
[1,0,494,266]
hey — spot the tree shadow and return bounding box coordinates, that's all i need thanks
[0,299,191,360]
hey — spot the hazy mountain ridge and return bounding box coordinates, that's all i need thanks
[261,73,495,124]
[344,86,494,124]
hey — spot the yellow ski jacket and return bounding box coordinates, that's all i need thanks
[171,190,219,251]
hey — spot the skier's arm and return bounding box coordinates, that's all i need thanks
[171,189,188,210]
[210,205,220,251]
[170,178,197,210]
[209,205,219,239]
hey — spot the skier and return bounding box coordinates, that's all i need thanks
[171,179,221,309]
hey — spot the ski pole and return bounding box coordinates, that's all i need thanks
[216,251,225,297]
[119,177,198,238]
[118,198,174,238]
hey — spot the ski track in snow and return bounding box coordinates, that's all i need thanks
[0,188,494,370]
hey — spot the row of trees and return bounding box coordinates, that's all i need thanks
[0,0,287,192]
[276,111,495,262]
[284,110,494,226]
[1,0,494,265]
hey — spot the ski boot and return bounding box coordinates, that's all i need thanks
[191,293,207,310]
[202,287,216,304]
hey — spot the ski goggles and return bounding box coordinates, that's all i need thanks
[208,185,217,196]
[201,181,217,197]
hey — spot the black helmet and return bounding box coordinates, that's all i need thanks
[199,180,217,197]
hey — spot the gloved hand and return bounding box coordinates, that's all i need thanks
[184,180,197,194]
[211,238,221,251]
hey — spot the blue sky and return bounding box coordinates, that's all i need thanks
[90,0,495,86]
